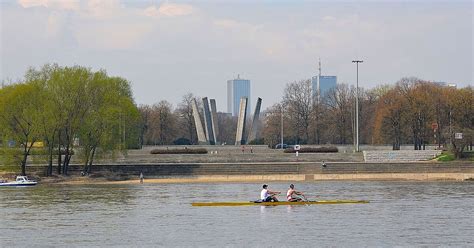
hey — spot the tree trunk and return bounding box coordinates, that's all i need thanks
[21,160,26,176]
[57,133,62,175]
[87,147,96,174]
[62,142,70,176]
[47,145,53,176]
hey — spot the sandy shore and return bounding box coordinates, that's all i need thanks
[42,172,474,185]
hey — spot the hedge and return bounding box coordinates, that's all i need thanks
[150,148,208,154]
[283,147,338,153]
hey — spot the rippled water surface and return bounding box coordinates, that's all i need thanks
[1,181,473,247]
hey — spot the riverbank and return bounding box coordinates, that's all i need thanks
[2,146,473,184]
[2,161,474,184]
[51,172,474,185]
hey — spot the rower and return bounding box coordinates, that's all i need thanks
[287,184,305,202]
[260,184,280,202]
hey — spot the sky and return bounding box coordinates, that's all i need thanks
[1,0,473,111]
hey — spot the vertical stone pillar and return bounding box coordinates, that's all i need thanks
[192,99,208,144]
[247,97,262,143]
[210,99,219,145]
[235,97,248,145]
[202,97,215,145]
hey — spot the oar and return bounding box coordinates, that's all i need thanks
[300,194,310,206]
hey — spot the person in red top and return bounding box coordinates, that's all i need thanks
[286,184,305,202]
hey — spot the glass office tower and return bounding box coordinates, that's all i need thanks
[227,76,251,116]
[311,75,337,99]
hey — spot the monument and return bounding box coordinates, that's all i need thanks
[210,99,219,145]
[192,99,208,144]
[235,97,248,145]
[247,97,262,143]
[202,97,215,145]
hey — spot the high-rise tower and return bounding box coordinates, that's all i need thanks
[227,75,251,116]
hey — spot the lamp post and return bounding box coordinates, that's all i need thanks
[280,104,284,149]
[352,60,363,152]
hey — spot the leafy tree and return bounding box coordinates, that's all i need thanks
[0,83,42,175]
[448,87,473,158]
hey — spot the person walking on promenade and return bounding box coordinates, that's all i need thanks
[260,184,280,202]
[139,171,144,184]
[286,184,305,202]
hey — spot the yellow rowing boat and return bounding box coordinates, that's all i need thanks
[191,200,369,207]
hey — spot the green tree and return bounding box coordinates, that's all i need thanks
[79,73,139,173]
[0,83,43,175]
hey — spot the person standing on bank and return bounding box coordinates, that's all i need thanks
[287,184,305,202]
[260,184,280,202]
[139,171,144,184]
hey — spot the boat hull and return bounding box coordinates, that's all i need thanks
[0,182,37,187]
[192,200,369,207]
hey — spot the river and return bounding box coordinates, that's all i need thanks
[1,181,473,247]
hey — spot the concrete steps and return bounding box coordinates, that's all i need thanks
[363,150,442,162]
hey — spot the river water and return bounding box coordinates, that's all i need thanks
[1,181,473,247]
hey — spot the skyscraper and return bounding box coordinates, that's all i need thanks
[318,76,337,97]
[227,75,251,116]
[312,59,337,100]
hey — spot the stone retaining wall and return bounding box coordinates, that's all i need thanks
[18,161,474,181]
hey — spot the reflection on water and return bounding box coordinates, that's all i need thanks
[1,181,473,247]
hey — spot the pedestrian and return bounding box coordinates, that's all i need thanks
[139,171,144,184]
[241,145,245,153]
[250,146,253,153]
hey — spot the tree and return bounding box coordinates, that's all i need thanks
[25,64,62,176]
[283,79,313,144]
[149,101,177,145]
[398,78,435,150]
[373,87,405,150]
[78,73,139,173]
[448,86,474,158]
[175,93,198,144]
[0,83,42,175]
[323,83,354,144]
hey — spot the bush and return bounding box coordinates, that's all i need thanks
[436,152,455,161]
[283,146,338,153]
[150,148,207,154]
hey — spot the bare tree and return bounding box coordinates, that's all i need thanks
[283,79,313,144]
[323,83,354,144]
[175,93,198,144]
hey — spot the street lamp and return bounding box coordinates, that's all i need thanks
[280,104,284,149]
[352,60,363,152]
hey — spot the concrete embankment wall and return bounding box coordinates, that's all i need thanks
[22,162,474,181]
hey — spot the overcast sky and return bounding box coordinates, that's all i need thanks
[1,0,473,111]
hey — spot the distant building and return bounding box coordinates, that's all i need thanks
[433,81,447,87]
[312,59,337,100]
[227,75,251,116]
[433,81,457,88]
[312,75,337,99]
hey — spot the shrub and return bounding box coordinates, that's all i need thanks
[150,148,207,154]
[283,146,338,153]
[436,152,455,162]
